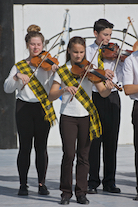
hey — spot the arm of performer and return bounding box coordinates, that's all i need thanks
[95,80,114,98]
[48,79,113,102]
[123,53,138,95]
[48,80,77,102]
[49,64,114,101]
[124,84,138,95]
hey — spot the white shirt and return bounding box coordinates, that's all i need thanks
[86,42,123,92]
[53,61,93,117]
[4,62,53,102]
[123,50,138,101]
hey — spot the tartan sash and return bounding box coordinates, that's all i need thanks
[98,49,104,70]
[57,64,102,140]
[15,60,56,126]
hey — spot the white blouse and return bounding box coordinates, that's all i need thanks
[123,50,138,101]
[53,61,93,117]
[4,62,54,102]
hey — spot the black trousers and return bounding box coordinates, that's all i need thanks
[132,100,138,190]
[88,91,120,188]
[59,114,91,198]
[16,99,50,185]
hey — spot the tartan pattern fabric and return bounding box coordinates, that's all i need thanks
[98,49,104,70]
[15,60,56,126]
[57,64,102,140]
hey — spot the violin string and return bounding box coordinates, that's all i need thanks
[113,18,132,72]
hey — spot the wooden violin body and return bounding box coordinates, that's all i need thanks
[101,43,119,60]
[71,59,122,91]
[31,51,59,71]
[71,59,105,83]
[101,43,133,62]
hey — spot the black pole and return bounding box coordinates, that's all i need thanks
[0,1,17,149]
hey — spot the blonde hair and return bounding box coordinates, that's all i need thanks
[25,24,44,45]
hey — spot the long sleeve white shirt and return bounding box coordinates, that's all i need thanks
[4,62,54,102]
[123,50,138,101]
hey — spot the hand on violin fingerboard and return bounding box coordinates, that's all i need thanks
[104,69,114,80]
[105,79,114,90]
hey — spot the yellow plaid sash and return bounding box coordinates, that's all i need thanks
[98,49,104,70]
[15,60,56,126]
[57,64,102,140]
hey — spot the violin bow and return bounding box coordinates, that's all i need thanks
[41,10,70,86]
[128,16,138,40]
[56,9,70,59]
[21,30,64,90]
[113,17,132,72]
[69,40,104,102]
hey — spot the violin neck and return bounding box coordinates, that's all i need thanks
[91,69,122,91]
[45,58,55,66]
[90,69,107,81]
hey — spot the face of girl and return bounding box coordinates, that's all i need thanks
[27,36,43,58]
[68,43,85,65]
[94,28,112,45]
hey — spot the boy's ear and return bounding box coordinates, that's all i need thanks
[94,31,98,38]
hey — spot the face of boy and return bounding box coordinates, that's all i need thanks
[94,28,112,46]
[68,43,85,65]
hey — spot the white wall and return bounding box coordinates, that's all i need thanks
[13,4,138,146]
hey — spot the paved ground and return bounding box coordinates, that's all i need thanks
[0,145,138,207]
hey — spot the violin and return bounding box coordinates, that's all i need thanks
[71,59,122,91]
[101,43,133,62]
[21,31,63,90]
[21,51,59,91]
[31,51,59,71]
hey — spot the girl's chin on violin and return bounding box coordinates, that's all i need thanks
[71,59,83,65]
[33,51,41,56]
[75,60,84,64]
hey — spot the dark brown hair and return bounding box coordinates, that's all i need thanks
[66,36,86,62]
[94,19,114,34]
